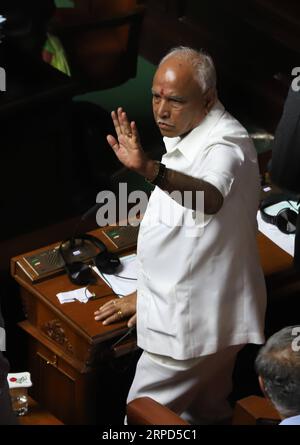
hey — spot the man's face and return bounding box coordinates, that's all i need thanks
[152,57,208,138]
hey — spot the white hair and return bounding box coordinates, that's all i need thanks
[159,46,217,94]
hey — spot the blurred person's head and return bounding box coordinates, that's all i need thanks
[255,326,300,419]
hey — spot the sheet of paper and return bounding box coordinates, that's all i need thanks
[57,288,94,304]
[257,201,297,257]
[92,253,137,297]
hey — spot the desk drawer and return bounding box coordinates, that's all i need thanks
[19,320,86,373]
[28,337,96,424]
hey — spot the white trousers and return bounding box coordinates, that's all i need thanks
[127,344,244,424]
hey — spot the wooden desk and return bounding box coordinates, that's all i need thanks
[11,226,138,425]
[257,232,292,277]
[11,228,294,424]
[257,232,300,299]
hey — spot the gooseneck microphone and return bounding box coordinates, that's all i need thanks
[70,191,111,247]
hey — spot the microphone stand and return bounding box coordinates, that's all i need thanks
[70,191,111,247]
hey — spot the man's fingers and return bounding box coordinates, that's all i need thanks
[111,110,122,138]
[117,108,131,136]
[128,314,137,328]
[94,307,114,321]
[112,108,138,145]
[102,310,126,325]
[102,314,119,325]
[131,121,140,142]
[95,299,118,313]
[94,298,130,324]
[107,135,119,151]
[120,111,132,136]
[117,108,125,135]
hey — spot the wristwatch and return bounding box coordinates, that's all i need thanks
[146,161,166,186]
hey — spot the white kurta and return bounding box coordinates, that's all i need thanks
[136,101,267,360]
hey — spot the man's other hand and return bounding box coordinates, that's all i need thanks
[94,291,137,328]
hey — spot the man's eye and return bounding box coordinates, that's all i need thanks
[171,100,183,107]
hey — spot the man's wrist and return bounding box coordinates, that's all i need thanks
[145,161,166,186]
[143,159,159,182]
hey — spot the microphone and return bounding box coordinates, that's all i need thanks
[70,191,111,247]
[81,203,102,222]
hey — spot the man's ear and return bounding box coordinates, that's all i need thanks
[204,89,217,114]
[258,375,284,420]
[258,375,269,399]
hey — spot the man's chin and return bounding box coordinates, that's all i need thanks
[158,126,178,138]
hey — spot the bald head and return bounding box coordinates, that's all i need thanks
[159,47,217,95]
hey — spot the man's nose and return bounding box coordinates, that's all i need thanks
[157,100,170,118]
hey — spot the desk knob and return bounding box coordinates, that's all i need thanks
[46,355,57,367]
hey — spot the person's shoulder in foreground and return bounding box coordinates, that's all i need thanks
[280,414,300,425]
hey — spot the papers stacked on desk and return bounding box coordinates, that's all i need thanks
[56,254,137,304]
[92,253,137,297]
[57,288,94,304]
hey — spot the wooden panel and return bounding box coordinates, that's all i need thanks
[140,0,297,132]
[35,347,77,424]
[24,331,139,424]
[27,335,96,424]
[73,0,137,16]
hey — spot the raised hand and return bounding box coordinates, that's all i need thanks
[107,107,149,175]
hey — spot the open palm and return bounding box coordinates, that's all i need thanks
[107,107,148,173]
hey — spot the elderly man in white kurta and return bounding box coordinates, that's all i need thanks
[95,46,266,424]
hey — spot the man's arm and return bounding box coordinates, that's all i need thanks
[107,108,223,214]
[143,159,223,214]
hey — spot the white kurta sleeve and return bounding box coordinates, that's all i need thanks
[199,143,244,198]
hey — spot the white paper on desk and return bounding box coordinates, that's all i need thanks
[57,288,94,304]
[257,201,297,257]
[92,253,137,297]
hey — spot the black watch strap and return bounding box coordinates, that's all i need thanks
[147,162,166,186]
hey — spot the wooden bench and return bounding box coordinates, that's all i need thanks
[232,396,281,425]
